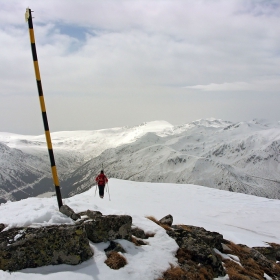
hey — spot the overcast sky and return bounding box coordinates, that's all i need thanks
[1,0,280,135]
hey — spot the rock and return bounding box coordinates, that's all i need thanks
[159,214,173,226]
[0,224,93,271]
[221,243,280,278]
[254,243,280,262]
[131,227,146,239]
[59,205,81,221]
[0,224,5,233]
[86,210,102,220]
[221,243,232,252]
[167,226,225,277]
[84,215,132,243]
[173,225,224,252]
[104,241,126,257]
[277,251,280,261]
[250,248,273,271]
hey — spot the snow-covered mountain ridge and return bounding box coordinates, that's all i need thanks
[0,121,174,162]
[0,142,53,203]
[0,121,175,202]
[1,118,280,201]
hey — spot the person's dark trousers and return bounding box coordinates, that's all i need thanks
[98,185,105,197]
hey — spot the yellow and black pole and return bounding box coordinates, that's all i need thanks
[25,8,63,209]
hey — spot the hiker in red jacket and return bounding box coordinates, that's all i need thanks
[95,170,108,199]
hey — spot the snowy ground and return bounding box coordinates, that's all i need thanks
[0,179,280,279]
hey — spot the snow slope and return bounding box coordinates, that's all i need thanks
[0,142,52,203]
[0,179,279,279]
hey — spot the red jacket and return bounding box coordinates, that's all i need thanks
[95,173,108,186]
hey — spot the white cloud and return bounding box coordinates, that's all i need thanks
[1,0,280,133]
[185,79,280,92]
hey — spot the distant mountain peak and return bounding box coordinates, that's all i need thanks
[190,118,232,128]
[2,118,280,202]
[126,120,173,129]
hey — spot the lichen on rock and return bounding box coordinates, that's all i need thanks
[0,224,93,271]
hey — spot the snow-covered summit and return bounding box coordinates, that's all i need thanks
[190,118,232,128]
[123,120,173,131]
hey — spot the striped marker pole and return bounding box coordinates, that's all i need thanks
[25,8,63,209]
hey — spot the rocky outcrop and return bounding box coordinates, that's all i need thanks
[68,208,132,243]
[156,214,280,280]
[0,207,132,272]
[172,225,224,252]
[253,243,280,262]
[167,225,226,277]
[0,224,93,271]
[83,214,132,243]
[216,243,280,279]
[1,208,280,278]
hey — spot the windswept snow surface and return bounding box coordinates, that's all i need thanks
[0,179,280,279]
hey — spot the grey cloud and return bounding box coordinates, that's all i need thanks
[0,0,280,134]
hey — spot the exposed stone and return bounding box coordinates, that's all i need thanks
[167,226,226,277]
[0,224,93,271]
[172,225,224,252]
[250,248,273,269]
[277,251,280,261]
[84,215,132,243]
[86,210,102,220]
[131,227,146,239]
[221,243,232,252]
[159,214,173,226]
[254,243,280,262]
[59,205,81,221]
[104,241,126,257]
[222,242,280,278]
[77,211,88,217]
[0,224,5,233]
